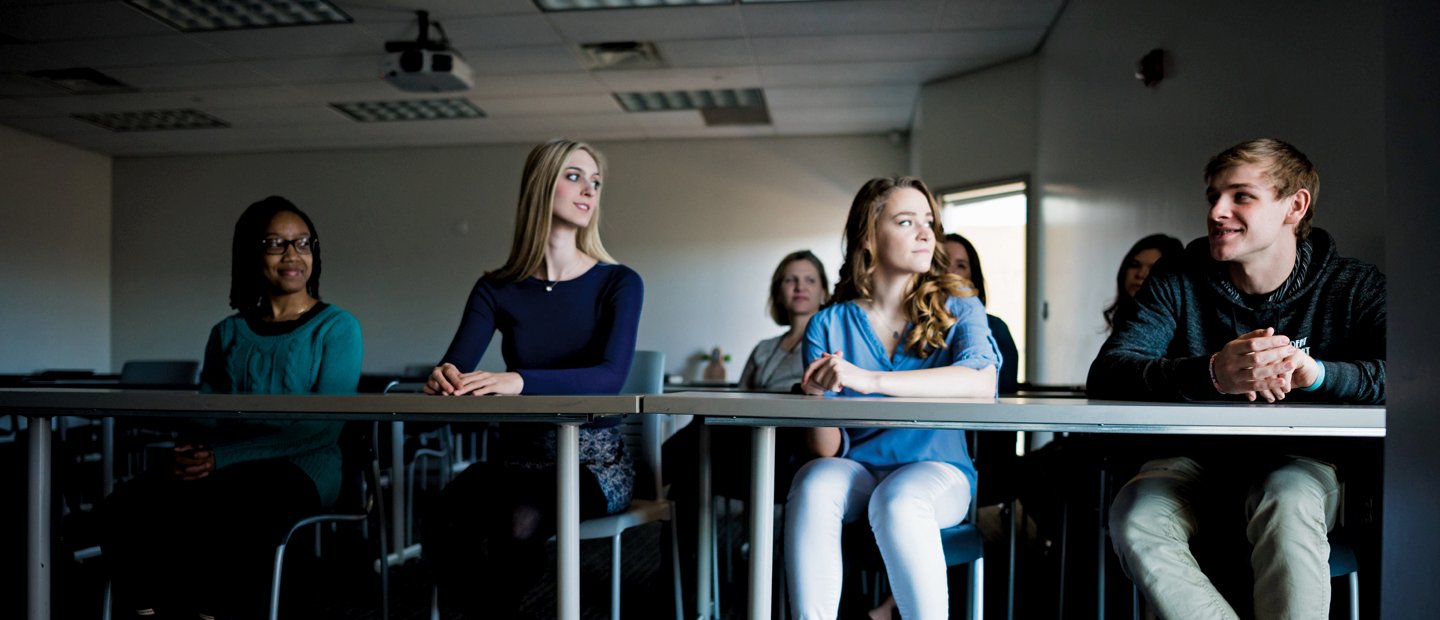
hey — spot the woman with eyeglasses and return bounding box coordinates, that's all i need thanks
[422,138,643,618]
[101,196,363,619]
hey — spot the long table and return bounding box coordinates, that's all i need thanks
[642,392,1387,620]
[0,388,638,620]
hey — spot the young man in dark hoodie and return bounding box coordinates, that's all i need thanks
[1088,138,1385,619]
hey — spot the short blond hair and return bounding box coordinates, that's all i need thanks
[1204,138,1319,240]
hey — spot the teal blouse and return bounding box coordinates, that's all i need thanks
[199,303,363,506]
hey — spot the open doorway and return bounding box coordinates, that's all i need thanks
[939,180,1028,384]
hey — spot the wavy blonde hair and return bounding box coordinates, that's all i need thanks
[487,138,616,283]
[831,177,973,358]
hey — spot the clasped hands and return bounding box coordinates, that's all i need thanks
[1213,327,1321,402]
[424,362,524,396]
[802,351,880,395]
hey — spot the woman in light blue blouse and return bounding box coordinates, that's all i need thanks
[785,177,1000,620]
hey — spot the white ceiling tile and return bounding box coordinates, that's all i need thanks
[545,5,746,43]
[103,62,277,90]
[593,66,760,92]
[0,2,176,40]
[10,85,308,115]
[771,105,913,127]
[387,14,563,50]
[751,34,934,65]
[494,112,640,134]
[470,71,608,96]
[341,0,540,23]
[653,38,753,68]
[740,0,941,37]
[624,109,706,130]
[759,58,994,87]
[0,43,78,72]
[190,24,383,60]
[246,55,380,84]
[928,28,1042,59]
[764,85,919,109]
[461,45,584,76]
[472,93,621,117]
[206,105,353,127]
[642,124,777,140]
[933,0,1064,30]
[33,34,226,68]
[0,113,106,136]
[0,74,64,98]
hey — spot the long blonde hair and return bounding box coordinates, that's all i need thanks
[830,176,973,358]
[487,138,617,283]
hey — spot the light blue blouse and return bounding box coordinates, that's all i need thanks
[803,295,1000,485]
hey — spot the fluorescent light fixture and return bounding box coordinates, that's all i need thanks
[331,98,486,123]
[26,68,137,95]
[614,88,765,112]
[533,0,814,9]
[534,0,730,11]
[123,0,352,32]
[73,109,229,132]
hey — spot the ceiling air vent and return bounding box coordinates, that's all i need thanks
[614,88,771,126]
[580,41,663,71]
[330,98,486,122]
[73,109,229,132]
[26,68,137,95]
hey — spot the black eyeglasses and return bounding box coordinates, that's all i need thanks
[260,236,316,255]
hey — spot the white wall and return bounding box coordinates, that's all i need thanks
[110,135,905,379]
[913,0,1386,384]
[911,57,1037,190]
[0,124,112,374]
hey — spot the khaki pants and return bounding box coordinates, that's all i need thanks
[1109,456,1339,619]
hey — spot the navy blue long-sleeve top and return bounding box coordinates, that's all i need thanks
[440,262,643,427]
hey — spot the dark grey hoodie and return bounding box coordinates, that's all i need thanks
[1088,228,1385,405]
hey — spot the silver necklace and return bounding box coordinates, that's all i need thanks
[545,280,558,292]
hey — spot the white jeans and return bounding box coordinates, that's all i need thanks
[784,457,972,620]
[1109,456,1339,620]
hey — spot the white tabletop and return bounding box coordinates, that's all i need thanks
[645,391,1385,437]
[0,388,638,422]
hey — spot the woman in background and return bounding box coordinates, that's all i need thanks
[738,249,831,391]
[787,176,999,620]
[102,196,362,619]
[1102,233,1184,331]
[422,138,643,618]
[943,232,1019,394]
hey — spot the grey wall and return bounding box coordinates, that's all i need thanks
[110,135,905,378]
[1383,0,1440,614]
[913,0,1386,384]
[911,56,1037,190]
[0,125,112,374]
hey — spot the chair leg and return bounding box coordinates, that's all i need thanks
[612,533,623,620]
[669,513,685,620]
[269,542,289,620]
[970,556,985,620]
[1349,572,1359,620]
[102,579,112,620]
[430,584,441,620]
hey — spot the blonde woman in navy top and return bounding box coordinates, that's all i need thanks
[422,138,643,618]
[786,177,1000,620]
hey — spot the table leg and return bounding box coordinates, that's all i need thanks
[102,417,114,498]
[557,423,580,620]
[28,415,52,620]
[390,421,406,554]
[697,422,713,619]
[748,426,776,620]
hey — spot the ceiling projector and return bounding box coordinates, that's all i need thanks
[382,10,473,93]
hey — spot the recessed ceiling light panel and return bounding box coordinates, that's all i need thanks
[535,0,730,12]
[124,0,352,32]
[73,109,230,132]
[331,98,486,123]
[26,68,137,95]
[614,88,766,112]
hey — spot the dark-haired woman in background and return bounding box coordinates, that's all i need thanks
[943,233,1019,394]
[1103,233,1184,331]
[101,196,362,619]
